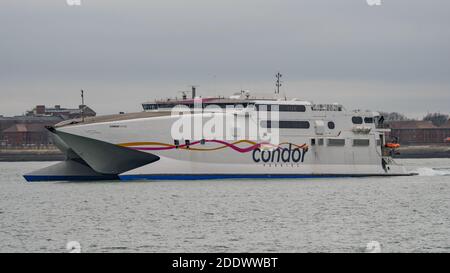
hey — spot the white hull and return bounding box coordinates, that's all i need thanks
[120,156,409,181]
[24,97,413,181]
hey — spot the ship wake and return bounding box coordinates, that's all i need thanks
[415,167,450,176]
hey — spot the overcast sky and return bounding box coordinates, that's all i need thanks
[1,0,449,118]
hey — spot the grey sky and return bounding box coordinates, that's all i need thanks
[1,0,449,118]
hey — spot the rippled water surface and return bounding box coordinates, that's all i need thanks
[0,159,449,253]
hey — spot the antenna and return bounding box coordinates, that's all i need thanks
[81,89,85,122]
[275,72,282,94]
[189,85,198,99]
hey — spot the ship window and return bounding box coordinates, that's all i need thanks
[364,117,374,123]
[318,139,324,146]
[327,139,345,146]
[256,105,271,111]
[353,139,370,146]
[261,120,310,129]
[279,105,306,112]
[143,104,158,110]
[328,121,335,129]
[157,104,175,109]
[352,116,363,124]
[311,139,316,146]
[218,103,241,109]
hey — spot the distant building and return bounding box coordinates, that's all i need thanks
[442,119,450,128]
[26,104,96,119]
[387,120,450,145]
[2,123,52,147]
[0,115,62,129]
[1,104,96,148]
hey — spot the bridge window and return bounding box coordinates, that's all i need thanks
[157,104,178,109]
[261,120,310,129]
[143,104,158,110]
[352,116,363,124]
[256,104,306,112]
[312,104,342,111]
[279,105,306,112]
[364,117,374,123]
[256,105,272,111]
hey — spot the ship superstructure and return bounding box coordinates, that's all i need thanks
[24,84,412,181]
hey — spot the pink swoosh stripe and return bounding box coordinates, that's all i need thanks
[129,139,306,153]
[131,139,267,153]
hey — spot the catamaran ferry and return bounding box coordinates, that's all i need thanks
[24,85,413,181]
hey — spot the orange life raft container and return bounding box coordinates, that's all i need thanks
[385,143,400,149]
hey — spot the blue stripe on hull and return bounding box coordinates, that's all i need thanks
[23,175,119,182]
[24,173,414,182]
[119,174,343,181]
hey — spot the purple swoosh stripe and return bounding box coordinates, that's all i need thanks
[129,139,265,153]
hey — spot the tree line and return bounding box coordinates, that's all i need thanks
[379,112,449,127]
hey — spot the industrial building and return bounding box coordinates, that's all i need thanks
[387,120,450,145]
[0,105,95,148]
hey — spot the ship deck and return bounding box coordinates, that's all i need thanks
[55,111,172,127]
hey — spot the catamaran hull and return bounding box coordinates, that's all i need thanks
[23,160,119,182]
[118,156,412,181]
[23,131,413,182]
[25,167,414,182]
[24,128,159,182]
[24,108,415,182]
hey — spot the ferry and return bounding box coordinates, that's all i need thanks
[24,84,414,181]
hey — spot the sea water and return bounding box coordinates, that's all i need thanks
[0,159,449,253]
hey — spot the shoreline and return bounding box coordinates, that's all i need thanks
[393,145,450,159]
[0,149,65,162]
[1,145,449,162]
